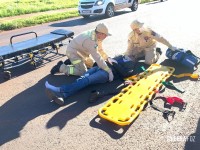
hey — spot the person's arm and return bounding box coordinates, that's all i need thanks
[97,40,109,60]
[84,56,94,68]
[84,39,114,81]
[124,31,137,61]
[149,29,173,48]
[90,48,110,72]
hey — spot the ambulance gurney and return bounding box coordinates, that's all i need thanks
[0,29,74,80]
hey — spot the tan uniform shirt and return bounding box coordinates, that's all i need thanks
[67,30,110,71]
[125,27,172,59]
[84,40,108,68]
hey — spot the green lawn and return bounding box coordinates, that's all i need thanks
[0,0,157,31]
[0,0,79,17]
[0,0,156,18]
[0,10,79,31]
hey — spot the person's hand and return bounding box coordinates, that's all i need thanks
[107,57,118,65]
[124,80,134,85]
[170,46,177,51]
[108,71,114,82]
[123,55,132,62]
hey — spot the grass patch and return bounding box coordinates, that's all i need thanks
[141,0,159,3]
[0,0,79,17]
[0,0,157,18]
[0,10,79,31]
[0,0,158,31]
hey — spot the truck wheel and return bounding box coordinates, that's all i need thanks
[105,4,114,18]
[131,0,138,11]
[82,15,90,19]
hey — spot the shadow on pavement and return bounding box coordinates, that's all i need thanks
[89,115,133,139]
[160,59,198,83]
[46,77,134,139]
[0,74,68,146]
[46,79,124,130]
[146,0,167,5]
[50,10,131,28]
[0,60,145,145]
[184,118,200,149]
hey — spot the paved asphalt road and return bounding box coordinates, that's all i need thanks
[0,0,200,149]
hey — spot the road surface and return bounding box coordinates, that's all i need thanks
[0,0,199,149]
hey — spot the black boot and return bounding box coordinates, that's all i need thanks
[64,59,71,65]
[156,47,162,55]
[88,90,102,103]
[88,90,119,103]
[45,88,64,106]
[50,61,63,75]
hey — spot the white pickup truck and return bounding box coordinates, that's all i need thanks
[78,0,139,19]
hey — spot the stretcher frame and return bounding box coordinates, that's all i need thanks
[0,29,74,80]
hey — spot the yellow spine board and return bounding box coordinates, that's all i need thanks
[98,64,175,126]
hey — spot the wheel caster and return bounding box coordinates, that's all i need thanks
[31,61,37,69]
[3,71,11,80]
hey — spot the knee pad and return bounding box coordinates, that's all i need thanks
[59,64,68,74]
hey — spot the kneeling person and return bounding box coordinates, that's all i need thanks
[51,23,114,82]
[125,20,177,64]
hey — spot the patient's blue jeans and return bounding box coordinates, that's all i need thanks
[60,66,109,98]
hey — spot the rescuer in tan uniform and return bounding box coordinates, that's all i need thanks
[52,23,115,81]
[84,40,108,68]
[125,20,176,65]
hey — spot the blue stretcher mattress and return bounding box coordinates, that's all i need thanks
[0,29,74,59]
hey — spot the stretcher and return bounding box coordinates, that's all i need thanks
[98,64,175,126]
[0,29,74,80]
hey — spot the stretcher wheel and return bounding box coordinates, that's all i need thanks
[31,60,43,69]
[30,61,37,68]
[33,62,37,68]
[3,71,11,80]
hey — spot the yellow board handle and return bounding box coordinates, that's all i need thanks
[173,73,199,79]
